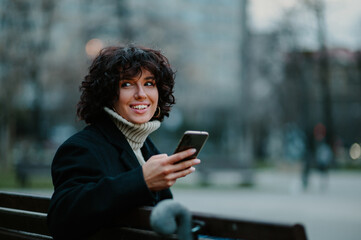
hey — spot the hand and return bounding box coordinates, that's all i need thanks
[142,148,201,191]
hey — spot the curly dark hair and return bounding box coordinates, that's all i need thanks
[77,45,176,124]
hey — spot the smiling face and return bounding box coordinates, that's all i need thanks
[113,68,159,124]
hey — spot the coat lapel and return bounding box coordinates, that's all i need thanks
[141,138,160,161]
[92,115,140,169]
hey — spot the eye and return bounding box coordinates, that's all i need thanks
[120,82,132,88]
[145,80,156,87]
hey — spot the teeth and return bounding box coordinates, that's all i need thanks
[132,105,148,110]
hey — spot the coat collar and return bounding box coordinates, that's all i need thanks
[92,114,140,169]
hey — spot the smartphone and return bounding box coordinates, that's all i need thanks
[174,130,209,161]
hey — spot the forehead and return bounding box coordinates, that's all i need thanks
[121,68,155,81]
[139,68,154,77]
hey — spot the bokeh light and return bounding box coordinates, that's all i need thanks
[85,38,104,58]
[349,143,361,160]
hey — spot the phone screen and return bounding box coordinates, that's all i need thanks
[174,131,209,161]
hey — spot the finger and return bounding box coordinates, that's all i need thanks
[167,167,196,180]
[168,148,197,164]
[174,158,201,172]
[165,180,176,188]
[147,153,168,161]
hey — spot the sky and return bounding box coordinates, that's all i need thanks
[250,0,361,50]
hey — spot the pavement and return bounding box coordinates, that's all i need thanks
[172,168,361,240]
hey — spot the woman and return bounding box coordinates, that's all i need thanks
[47,45,201,239]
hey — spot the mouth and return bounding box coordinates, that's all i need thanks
[130,104,150,110]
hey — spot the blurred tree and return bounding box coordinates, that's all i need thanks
[114,0,133,41]
[0,0,55,169]
[272,0,361,170]
[239,0,253,166]
[303,0,334,154]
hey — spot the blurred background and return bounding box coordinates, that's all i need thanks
[1,0,361,239]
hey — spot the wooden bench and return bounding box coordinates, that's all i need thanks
[0,191,308,240]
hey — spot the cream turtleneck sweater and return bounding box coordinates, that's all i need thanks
[104,107,161,165]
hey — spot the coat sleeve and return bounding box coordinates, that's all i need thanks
[47,139,157,239]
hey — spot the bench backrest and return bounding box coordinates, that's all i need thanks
[0,191,51,239]
[0,191,307,240]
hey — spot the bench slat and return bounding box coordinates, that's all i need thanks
[0,207,50,236]
[193,212,307,240]
[0,227,52,240]
[0,191,50,213]
[90,227,178,240]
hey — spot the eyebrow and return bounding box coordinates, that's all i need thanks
[121,75,155,81]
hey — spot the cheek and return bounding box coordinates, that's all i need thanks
[119,89,131,101]
[115,92,129,109]
[153,89,159,103]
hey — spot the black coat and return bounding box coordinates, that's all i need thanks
[47,115,172,239]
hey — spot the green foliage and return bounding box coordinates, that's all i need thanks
[0,169,53,189]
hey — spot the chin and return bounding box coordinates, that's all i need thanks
[131,116,152,124]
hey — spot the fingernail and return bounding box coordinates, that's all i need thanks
[190,148,197,153]
[190,167,196,172]
[194,159,201,164]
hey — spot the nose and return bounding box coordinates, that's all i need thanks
[135,85,147,99]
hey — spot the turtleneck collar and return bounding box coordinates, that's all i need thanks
[103,107,161,151]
